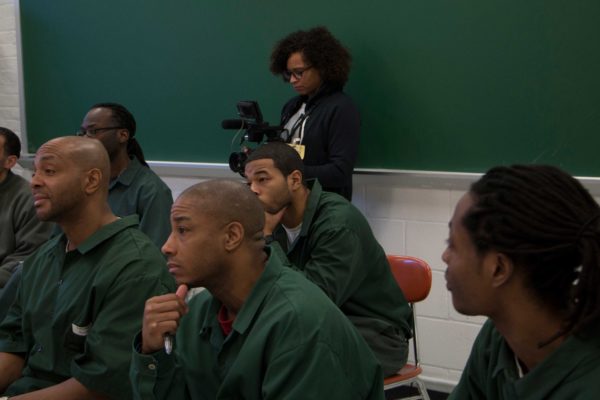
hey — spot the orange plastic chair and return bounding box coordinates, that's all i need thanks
[384,255,433,400]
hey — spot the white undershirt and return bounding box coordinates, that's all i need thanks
[282,223,303,249]
[514,353,525,378]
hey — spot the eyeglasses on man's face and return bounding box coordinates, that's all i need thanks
[76,127,123,137]
[282,66,313,82]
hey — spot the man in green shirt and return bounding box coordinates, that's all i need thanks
[443,165,600,399]
[0,127,51,293]
[0,136,175,399]
[130,180,384,399]
[78,102,172,247]
[244,142,412,377]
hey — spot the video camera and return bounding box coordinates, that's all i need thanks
[222,101,284,175]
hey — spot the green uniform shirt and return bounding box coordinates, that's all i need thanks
[108,157,173,247]
[0,171,52,289]
[130,245,384,400]
[272,179,412,375]
[449,319,600,400]
[0,215,176,399]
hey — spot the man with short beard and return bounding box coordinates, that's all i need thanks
[0,136,175,399]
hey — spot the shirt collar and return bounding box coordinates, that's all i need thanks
[198,246,287,337]
[0,170,16,189]
[231,245,286,335]
[299,179,321,237]
[110,157,143,188]
[304,83,342,109]
[493,330,600,399]
[273,179,320,252]
[492,335,519,379]
[517,334,600,399]
[76,215,140,254]
[199,296,221,337]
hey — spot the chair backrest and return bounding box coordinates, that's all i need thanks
[386,255,432,303]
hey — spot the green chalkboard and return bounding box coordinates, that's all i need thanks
[20,0,600,174]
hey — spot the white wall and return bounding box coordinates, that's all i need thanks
[0,0,19,133]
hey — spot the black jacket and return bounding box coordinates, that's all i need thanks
[280,84,360,200]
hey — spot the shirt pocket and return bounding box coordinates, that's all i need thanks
[63,321,92,353]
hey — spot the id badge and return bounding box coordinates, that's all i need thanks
[288,143,306,159]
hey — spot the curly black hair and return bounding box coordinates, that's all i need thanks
[270,26,351,88]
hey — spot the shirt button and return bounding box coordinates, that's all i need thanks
[148,363,156,370]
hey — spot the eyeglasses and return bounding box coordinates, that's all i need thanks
[282,66,313,82]
[76,127,123,137]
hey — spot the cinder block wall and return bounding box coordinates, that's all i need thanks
[355,184,483,390]
[0,0,20,135]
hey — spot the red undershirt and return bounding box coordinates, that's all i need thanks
[218,304,234,336]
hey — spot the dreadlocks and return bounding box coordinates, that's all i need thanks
[90,102,148,167]
[464,165,600,337]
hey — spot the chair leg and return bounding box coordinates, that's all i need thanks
[384,379,431,400]
[414,379,431,400]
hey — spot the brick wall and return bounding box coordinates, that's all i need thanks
[0,0,20,134]
[356,183,483,390]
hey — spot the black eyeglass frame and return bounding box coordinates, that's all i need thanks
[281,66,313,82]
[76,127,124,137]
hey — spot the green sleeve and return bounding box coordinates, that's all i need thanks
[295,228,368,306]
[448,322,492,400]
[130,333,189,400]
[136,183,173,248]
[0,266,22,325]
[70,271,175,399]
[0,192,51,288]
[0,270,27,354]
[262,341,384,400]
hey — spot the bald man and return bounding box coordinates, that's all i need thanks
[130,180,384,400]
[0,137,175,399]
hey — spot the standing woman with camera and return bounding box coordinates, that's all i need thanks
[270,26,359,201]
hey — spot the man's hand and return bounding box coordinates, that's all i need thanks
[9,377,110,400]
[141,284,189,354]
[264,207,287,236]
[0,352,24,393]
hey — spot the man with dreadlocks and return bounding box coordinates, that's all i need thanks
[443,165,600,399]
[79,103,172,247]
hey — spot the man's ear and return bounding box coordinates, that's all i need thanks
[4,155,18,170]
[117,129,130,144]
[287,169,303,191]
[487,252,515,288]
[83,168,103,195]
[223,221,244,252]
